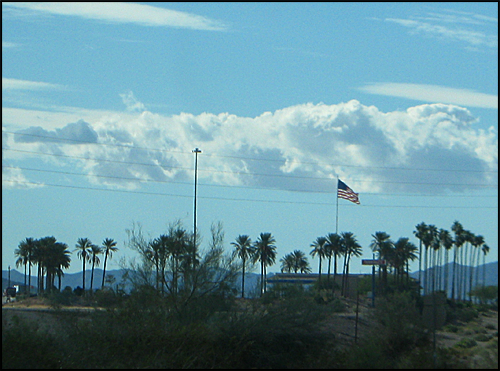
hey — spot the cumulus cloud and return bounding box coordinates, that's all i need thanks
[120,91,146,112]
[3,100,498,194]
[14,120,98,144]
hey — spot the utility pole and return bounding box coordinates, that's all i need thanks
[192,148,202,268]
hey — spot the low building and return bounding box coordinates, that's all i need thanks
[267,273,371,298]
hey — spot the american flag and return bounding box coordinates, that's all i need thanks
[337,179,360,204]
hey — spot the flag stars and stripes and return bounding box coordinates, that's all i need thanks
[337,179,360,204]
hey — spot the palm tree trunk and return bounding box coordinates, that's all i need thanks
[82,260,86,292]
[451,247,457,300]
[241,257,246,298]
[90,258,95,293]
[102,252,109,290]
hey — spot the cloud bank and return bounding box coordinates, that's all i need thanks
[3,99,498,194]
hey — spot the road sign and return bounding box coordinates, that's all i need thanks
[362,259,386,265]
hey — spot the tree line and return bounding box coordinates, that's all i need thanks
[14,236,118,295]
[13,219,491,302]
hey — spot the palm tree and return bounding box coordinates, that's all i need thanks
[426,225,439,293]
[292,250,311,273]
[469,234,483,302]
[310,236,327,282]
[45,241,71,291]
[89,244,102,293]
[369,231,393,293]
[75,237,92,292]
[439,229,454,295]
[325,233,342,289]
[473,235,485,298]
[414,222,428,294]
[451,221,465,301]
[231,235,254,298]
[481,244,490,290]
[253,233,277,296]
[14,238,32,294]
[281,250,311,274]
[280,253,295,273]
[340,232,362,297]
[392,237,418,286]
[101,238,118,290]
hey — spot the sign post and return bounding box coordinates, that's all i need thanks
[362,259,386,307]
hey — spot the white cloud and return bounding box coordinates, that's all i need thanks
[2,41,18,48]
[2,2,228,31]
[358,83,498,110]
[3,99,497,195]
[120,91,146,112]
[2,77,66,91]
[385,10,498,50]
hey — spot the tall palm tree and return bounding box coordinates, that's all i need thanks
[461,230,473,300]
[75,237,92,292]
[325,233,342,287]
[231,235,254,298]
[253,233,277,296]
[414,222,428,294]
[481,244,490,290]
[469,234,483,302]
[14,238,32,294]
[310,236,327,282]
[101,238,118,290]
[369,231,393,293]
[473,235,485,297]
[439,229,454,295]
[451,221,465,301]
[45,241,71,291]
[426,225,439,293]
[89,244,102,293]
[340,232,362,297]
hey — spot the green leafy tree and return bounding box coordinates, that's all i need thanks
[101,238,118,289]
[231,234,254,298]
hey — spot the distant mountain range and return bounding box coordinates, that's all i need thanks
[4,262,497,297]
[2,268,263,297]
[409,261,498,297]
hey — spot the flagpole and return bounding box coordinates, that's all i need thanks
[335,175,339,234]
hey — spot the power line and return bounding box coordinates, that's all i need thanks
[3,179,497,209]
[3,148,498,188]
[3,130,497,174]
[3,165,498,198]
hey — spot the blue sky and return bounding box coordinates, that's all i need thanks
[2,2,498,276]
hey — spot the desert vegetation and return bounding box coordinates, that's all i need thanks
[4,219,497,368]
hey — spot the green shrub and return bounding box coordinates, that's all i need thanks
[455,337,477,349]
